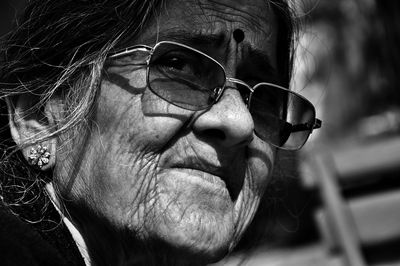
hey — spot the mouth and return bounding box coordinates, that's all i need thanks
[170,162,243,201]
[171,166,227,188]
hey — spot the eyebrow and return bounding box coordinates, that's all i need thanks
[143,30,226,47]
[142,30,278,80]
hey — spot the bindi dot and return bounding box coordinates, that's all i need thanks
[233,29,245,43]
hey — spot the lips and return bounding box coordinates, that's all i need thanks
[169,157,243,200]
[171,166,227,188]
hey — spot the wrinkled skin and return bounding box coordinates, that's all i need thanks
[56,0,278,263]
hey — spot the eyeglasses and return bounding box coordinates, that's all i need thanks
[108,41,322,150]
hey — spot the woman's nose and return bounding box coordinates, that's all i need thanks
[192,87,254,148]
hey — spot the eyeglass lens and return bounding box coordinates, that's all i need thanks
[147,42,316,150]
[148,42,225,110]
[250,85,315,150]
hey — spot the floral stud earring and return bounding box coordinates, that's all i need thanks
[28,144,51,169]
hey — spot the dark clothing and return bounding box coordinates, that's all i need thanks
[0,193,85,266]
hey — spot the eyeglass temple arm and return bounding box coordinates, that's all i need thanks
[108,45,152,59]
[290,118,322,133]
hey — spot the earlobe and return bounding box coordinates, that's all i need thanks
[6,94,61,171]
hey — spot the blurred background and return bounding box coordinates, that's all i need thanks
[1,0,400,265]
[226,1,400,265]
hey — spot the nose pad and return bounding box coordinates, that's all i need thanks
[211,87,224,102]
[192,88,254,147]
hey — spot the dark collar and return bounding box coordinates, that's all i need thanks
[0,180,86,266]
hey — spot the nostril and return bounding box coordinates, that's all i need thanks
[201,129,226,141]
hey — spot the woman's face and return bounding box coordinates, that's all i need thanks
[56,0,278,262]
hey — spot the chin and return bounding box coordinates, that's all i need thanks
[154,228,233,264]
[145,201,237,264]
[136,170,261,263]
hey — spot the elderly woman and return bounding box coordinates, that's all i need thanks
[0,0,320,265]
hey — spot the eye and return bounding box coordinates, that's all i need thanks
[251,84,287,119]
[152,51,199,78]
[160,57,190,72]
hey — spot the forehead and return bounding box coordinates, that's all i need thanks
[160,0,274,35]
[136,0,277,63]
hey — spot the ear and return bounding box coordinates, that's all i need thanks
[6,93,64,171]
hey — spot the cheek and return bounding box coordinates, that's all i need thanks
[80,81,195,224]
[247,138,275,193]
[98,80,194,147]
[232,140,274,230]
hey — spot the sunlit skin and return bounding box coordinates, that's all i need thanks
[54,0,278,263]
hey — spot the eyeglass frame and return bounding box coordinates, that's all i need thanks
[108,40,322,150]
